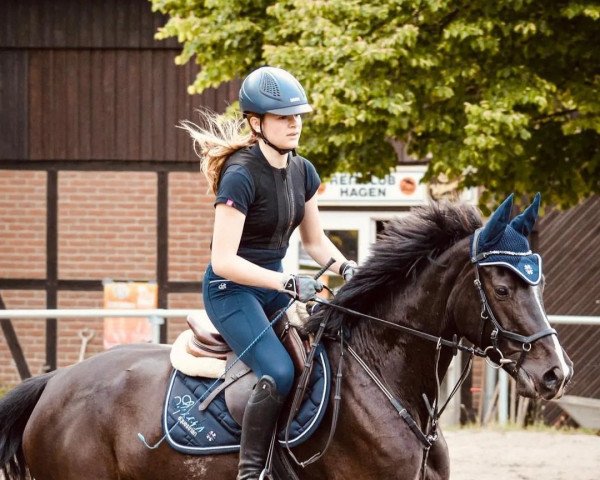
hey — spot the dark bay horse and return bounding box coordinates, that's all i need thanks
[1,197,573,480]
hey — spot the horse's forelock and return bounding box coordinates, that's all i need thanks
[304,201,482,335]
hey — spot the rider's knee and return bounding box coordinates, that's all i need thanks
[265,354,294,397]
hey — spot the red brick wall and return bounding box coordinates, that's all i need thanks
[0,169,214,387]
[0,171,46,278]
[0,290,47,385]
[0,171,48,385]
[169,171,213,282]
[59,172,157,279]
[167,172,213,343]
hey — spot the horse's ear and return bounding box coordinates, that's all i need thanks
[510,192,541,237]
[479,194,514,246]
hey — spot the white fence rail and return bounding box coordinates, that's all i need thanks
[0,309,203,319]
[1,310,597,324]
[546,315,600,325]
[0,311,598,343]
[0,309,209,344]
[1,310,598,426]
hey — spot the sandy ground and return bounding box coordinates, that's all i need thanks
[445,429,600,480]
[1,429,597,479]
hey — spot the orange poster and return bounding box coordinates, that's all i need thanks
[103,282,158,349]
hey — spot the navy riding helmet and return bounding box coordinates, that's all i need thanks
[239,66,313,117]
[240,66,313,154]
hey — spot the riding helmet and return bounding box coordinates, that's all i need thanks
[239,66,313,116]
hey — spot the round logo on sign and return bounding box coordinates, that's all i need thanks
[399,177,417,195]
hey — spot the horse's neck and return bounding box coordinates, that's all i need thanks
[307,239,474,476]
[337,241,470,424]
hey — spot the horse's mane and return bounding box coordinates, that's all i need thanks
[304,200,483,334]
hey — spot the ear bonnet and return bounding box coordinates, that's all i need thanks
[470,193,542,285]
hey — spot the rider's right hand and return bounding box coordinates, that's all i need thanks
[281,274,323,303]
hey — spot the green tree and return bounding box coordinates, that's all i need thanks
[151,0,599,209]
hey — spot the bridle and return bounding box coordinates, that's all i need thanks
[279,238,558,479]
[470,228,557,374]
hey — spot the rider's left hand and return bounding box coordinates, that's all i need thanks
[339,260,357,282]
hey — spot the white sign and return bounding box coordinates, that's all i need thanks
[316,166,429,206]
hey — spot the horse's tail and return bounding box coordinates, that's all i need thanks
[0,372,56,480]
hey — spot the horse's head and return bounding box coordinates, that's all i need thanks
[458,194,573,400]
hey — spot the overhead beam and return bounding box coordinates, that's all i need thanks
[0,278,202,292]
[0,160,199,172]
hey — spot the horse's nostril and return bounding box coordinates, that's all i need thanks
[543,367,561,390]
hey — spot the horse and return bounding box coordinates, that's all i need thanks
[0,195,573,480]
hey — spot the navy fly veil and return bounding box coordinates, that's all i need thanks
[471,193,542,285]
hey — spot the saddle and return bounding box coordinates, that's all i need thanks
[174,312,312,426]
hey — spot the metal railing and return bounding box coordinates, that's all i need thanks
[1,310,596,324]
[0,309,208,345]
[1,310,597,344]
[1,309,598,422]
[0,309,203,319]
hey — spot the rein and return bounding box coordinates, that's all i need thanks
[314,297,478,430]
[300,297,476,480]
[313,297,486,358]
[279,291,483,476]
[281,240,557,478]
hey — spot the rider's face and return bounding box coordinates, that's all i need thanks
[253,113,303,149]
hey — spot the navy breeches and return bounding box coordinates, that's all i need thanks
[203,263,295,397]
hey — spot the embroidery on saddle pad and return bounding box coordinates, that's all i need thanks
[162,345,331,455]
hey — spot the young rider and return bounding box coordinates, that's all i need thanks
[182,66,357,480]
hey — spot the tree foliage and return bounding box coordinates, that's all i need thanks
[151,0,599,209]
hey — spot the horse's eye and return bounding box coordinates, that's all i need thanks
[495,286,509,297]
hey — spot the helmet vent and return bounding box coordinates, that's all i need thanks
[259,72,281,99]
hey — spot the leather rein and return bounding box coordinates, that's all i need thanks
[278,244,558,477]
[279,277,483,474]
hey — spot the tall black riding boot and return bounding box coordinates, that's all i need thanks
[237,375,285,480]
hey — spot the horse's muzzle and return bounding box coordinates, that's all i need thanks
[543,364,573,400]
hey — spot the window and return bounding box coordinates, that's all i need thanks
[298,229,358,290]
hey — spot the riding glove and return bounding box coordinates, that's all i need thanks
[339,260,358,282]
[281,274,323,303]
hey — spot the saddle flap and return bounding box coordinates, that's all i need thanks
[188,313,313,427]
[223,353,258,426]
[278,322,311,376]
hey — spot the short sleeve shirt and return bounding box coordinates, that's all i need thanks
[214,145,321,264]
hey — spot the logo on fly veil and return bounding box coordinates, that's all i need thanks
[524,264,534,275]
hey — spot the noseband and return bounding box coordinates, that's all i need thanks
[471,230,557,374]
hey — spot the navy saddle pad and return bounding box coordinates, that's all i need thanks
[162,344,331,455]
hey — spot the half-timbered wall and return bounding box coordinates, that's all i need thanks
[1,2,598,421]
[0,0,238,385]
